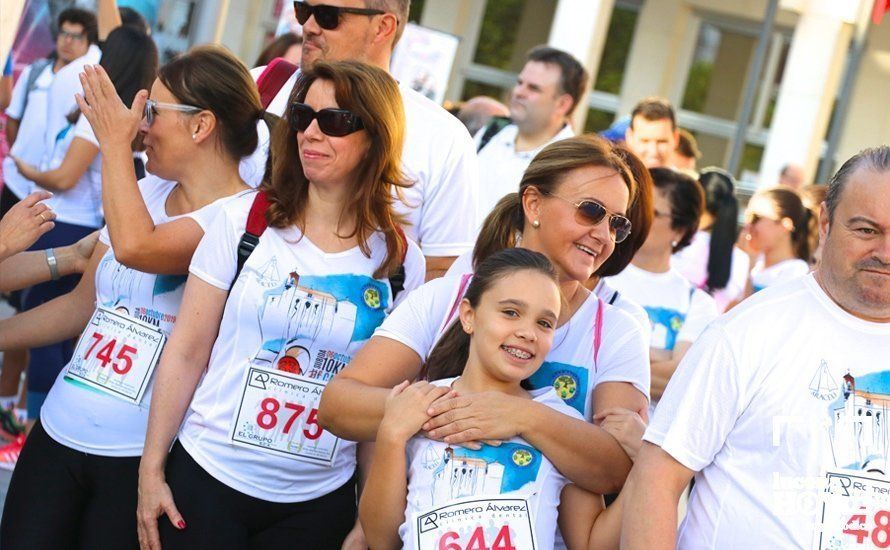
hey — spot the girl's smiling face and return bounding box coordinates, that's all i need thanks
[459,269,561,386]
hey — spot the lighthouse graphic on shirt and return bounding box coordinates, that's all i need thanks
[829,370,890,474]
[415,442,543,505]
[248,270,390,382]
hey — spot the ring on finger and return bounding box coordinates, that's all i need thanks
[38,212,47,223]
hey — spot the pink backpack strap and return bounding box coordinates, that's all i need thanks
[438,273,472,337]
[593,297,605,368]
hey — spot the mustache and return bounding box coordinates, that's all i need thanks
[857,257,890,272]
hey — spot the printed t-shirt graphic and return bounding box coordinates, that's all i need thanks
[606,263,718,352]
[180,194,425,502]
[399,378,580,550]
[39,177,231,456]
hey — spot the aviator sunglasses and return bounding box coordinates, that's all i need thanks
[546,194,633,243]
[293,1,385,30]
[289,102,365,137]
[143,99,202,126]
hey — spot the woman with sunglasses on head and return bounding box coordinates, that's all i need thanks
[321,135,651,504]
[0,45,262,550]
[605,168,718,416]
[137,61,425,550]
[672,167,750,312]
[738,186,815,297]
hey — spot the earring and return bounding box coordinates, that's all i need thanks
[192,133,197,140]
[671,240,678,247]
[532,220,540,228]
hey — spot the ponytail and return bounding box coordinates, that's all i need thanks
[792,206,819,262]
[699,168,739,291]
[472,192,524,269]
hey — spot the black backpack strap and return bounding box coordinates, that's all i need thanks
[387,226,409,302]
[232,191,270,287]
[476,116,512,153]
[608,290,620,305]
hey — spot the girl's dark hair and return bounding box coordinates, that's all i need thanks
[424,248,558,382]
[758,187,818,262]
[158,44,264,161]
[698,167,739,290]
[68,26,158,134]
[265,60,410,279]
[254,33,303,67]
[473,135,637,269]
[649,167,704,253]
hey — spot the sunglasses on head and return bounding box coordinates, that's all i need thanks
[546,193,633,243]
[143,99,202,126]
[293,1,385,30]
[289,102,365,137]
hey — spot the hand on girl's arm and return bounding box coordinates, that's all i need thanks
[594,407,646,462]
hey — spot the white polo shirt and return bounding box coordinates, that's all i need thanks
[242,67,479,258]
[474,123,574,227]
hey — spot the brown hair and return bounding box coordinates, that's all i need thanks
[595,145,653,277]
[254,32,302,67]
[264,60,410,279]
[757,187,818,262]
[424,248,558,382]
[473,135,637,270]
[631,96,676,130]
[158,45,263,161]
[676,128,701,159]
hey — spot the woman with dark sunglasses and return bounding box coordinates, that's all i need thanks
[137,60,425,549]
[606,167,719,419]
[0,46,263,549]
[321,135,652,516]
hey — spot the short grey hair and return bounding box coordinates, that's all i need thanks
[366,0,410,47]
[826,146,890,221]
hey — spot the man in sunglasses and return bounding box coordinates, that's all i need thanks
[621,147,890,548]
[242,0,479,282]
[475,46,588,227]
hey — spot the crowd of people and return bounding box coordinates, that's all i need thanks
[0,1,887,549]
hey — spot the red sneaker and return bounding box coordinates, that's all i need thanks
[0,433,25,470]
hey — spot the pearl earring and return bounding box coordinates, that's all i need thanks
[532,220,540,228]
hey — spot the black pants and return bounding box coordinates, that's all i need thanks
[160,442,356,549]
[0,421,140,550]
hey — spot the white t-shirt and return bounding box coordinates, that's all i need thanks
[376,275,650,421]
[39,176,235,456]
[606,263,718,353]
[241,68,479,257]
[474,123,574,227]
[593,278,651,342]
[399,377,580,550]
[3,62,54,199]
[179,193,425,502]
[672,231,751,312]
[750,257,809,293]
[34,116,103,227]
[644,275,890,549]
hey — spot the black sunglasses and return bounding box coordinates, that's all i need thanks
[547,194,633,243]
[293,1,385,30]
[289,102,365,137]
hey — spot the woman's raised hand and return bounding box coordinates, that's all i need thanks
[76,64,148,148]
